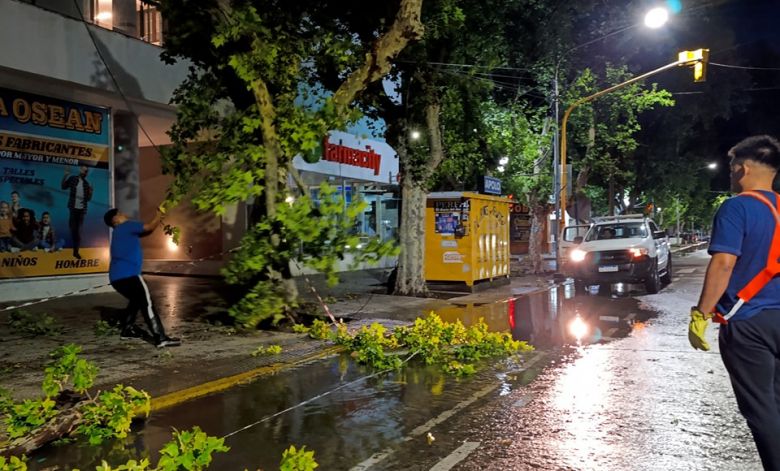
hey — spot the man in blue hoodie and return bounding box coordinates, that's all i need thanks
[103,206,180,348]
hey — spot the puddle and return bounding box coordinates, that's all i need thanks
[25,282,657,470]
[29,357,515,471]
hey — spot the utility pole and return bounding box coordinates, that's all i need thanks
[552,74,561,272]
[676,197,681,245]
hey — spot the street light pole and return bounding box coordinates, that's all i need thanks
[552,71,561,272]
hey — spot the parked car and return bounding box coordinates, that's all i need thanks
[564,214,672,294]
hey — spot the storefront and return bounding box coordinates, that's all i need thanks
[292,130,400,244]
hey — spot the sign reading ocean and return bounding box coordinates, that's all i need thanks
[0,87,110,279]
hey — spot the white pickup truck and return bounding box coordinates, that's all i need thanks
[562,215,672,294]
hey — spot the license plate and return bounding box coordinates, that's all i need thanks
[599,265,619,273]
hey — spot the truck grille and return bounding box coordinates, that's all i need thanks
[585,250,632,265]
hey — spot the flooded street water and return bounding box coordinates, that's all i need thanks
[26,252,760,470]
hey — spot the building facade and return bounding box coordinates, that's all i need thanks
[0,0,399,301]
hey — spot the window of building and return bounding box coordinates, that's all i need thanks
[137,0,164,46]
[25,0,164,46]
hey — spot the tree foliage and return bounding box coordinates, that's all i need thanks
[156,0,421,323]
[565,65,675,216]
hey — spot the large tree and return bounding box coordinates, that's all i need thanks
[564,65,675,218]
[156,0,423,325]
[354,0,547,295]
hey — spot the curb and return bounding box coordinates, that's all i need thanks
[149,345,345,412]
[671,242,708,255]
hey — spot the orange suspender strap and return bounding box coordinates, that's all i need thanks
[715,191,780,323]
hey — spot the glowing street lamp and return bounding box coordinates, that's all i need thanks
[644,7,669,29]
[706,162,718,170]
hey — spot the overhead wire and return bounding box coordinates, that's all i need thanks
[710,62,780,72]
[71,0,162,153]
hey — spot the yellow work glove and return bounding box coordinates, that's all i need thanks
[688,307,712,351]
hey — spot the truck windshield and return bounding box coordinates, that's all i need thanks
[586,222,647,241]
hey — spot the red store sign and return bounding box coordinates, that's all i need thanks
[323,136,381,176]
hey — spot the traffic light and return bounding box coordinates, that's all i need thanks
[678,48,710,82]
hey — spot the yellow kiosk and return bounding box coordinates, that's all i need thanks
[425,190,512,289]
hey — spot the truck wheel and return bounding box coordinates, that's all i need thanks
[661,254,672,285]
[645,260,661,294]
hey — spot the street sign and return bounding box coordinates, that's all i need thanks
[481,176,502,195]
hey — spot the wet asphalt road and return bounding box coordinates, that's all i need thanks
[387,250,761,471]
[29,250,761,471]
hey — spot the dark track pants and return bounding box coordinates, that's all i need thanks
[110,275,167,341]
[68,209,85,254]
[720,309,780,471]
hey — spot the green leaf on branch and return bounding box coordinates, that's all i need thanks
[42,344,98,398]
[280,445,319,471]
[156,426,230,471]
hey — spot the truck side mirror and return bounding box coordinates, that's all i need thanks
[573,236,584,244]
[653,230,666,240]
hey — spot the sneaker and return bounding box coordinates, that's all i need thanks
[155,337,181,348]
[119,325,145,340]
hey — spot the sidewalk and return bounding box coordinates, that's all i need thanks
[0,269,555,405]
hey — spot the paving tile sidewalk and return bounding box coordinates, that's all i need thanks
[0,269,556,403]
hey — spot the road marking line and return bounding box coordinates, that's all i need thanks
[150,346,344,412]
[599,315,620,322]
[677,268,696,274]
[430,442,481,471]
[351,353,545,471]
[672,277,681,282]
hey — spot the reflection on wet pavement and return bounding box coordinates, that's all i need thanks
[28,275,750,471]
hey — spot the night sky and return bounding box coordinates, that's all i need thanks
[571,0,780,191]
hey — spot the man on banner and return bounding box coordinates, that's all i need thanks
[61,165,93,259]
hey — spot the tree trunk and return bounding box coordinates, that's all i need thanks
[394,101,444,296]
[395,179,428,295]
[528,196,548,274]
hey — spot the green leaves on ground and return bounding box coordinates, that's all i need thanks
[9,310,61,336]
[280,445,319,471]
[42,344,99,397]
[1,344,150,448]
[293,319,332,340]
[94,459,151,471]
[251,345,283,357]
[394,313,531,375]
[340,323,403,371]
[0,455,28,471]
[304,313,532,376]
[94,320,120,337]
[75,386,151,445]
[156,427,229,471]
[5,397,57,438]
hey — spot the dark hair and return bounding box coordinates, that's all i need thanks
[103,208,119,227]
[728,135,780,170]
[11,191,19,196]
[18,208,35,222]
[42,211,50,217]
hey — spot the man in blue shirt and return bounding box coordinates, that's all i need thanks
[104,206,180,348]
[693,135,780,470]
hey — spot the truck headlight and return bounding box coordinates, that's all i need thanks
[570,249,586,262]
[628,247,648,259]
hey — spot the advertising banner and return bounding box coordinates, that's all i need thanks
[0,87,110,279]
